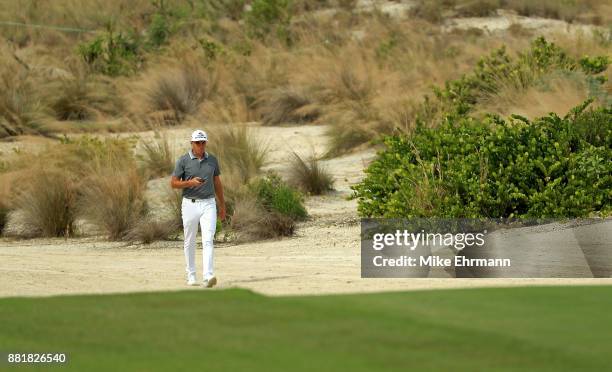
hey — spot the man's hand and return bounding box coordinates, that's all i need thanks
[218,205,226,221]
[186,177,205,188]
[171,176,205,189]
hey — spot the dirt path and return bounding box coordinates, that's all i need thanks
[1,124,611,298]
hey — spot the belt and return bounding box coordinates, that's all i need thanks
[184,197,215,203]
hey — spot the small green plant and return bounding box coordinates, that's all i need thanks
[78,25,142,76]
[199,38,224,64]
[244,0,292,41]
[147,13,172,48]
[251,173,307,221]
[579,55,610,76]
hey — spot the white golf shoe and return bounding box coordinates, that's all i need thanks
[187,274,198,286]
[203,276,217,288]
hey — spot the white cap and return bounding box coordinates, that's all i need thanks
[190,130,208,142]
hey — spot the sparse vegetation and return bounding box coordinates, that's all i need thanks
[78,25,142,76]
[257,87,319,125]
[16,169,78,237]
[137,133,175,178]
[80,167,148,240]
[207,125,268,183]
[289,152,334,195]
[146,64,217,124]
[411,0,612,24]
[228,174,307,240]
[125,217,180,244]
[0,64,53,138]
[251,173,308,222]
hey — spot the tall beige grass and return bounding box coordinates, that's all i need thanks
[80,167,148,240]
[146,63,218,124]
[0,62,54,138]
[480,72,591,119]
[137,132,175,178]
[206,125,268,183]
[16,169,78,237]
[289,152,334,195]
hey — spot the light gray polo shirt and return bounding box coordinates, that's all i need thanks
[172,150,221,200]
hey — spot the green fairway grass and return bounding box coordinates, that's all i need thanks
[1,286,611,371]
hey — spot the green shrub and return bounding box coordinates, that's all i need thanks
[352,102,612,218]
[251,173,307,221]
[147,13,172,48]
[245,0,292,41]
[78,26,142,76]
[579,55,610,76]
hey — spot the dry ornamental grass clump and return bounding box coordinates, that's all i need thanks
[289,152,334,195]
[80,167,149,240]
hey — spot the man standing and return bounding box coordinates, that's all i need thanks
[171,130,226,288]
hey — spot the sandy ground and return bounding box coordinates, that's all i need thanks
[1,123,611,298]
[442,9,608,37]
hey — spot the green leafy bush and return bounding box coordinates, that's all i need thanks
[245,0,292,41]
[78,26,142,76]
[147,13,172,48]
[352,102,612,218]
[250,173,307,221]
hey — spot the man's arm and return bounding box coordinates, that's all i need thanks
[213,175,226,221]
[170,176,203,189]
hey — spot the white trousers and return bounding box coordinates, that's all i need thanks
[182,197,217,281]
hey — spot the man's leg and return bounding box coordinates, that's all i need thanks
[182,198,201,282]
[200,198,217,282]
